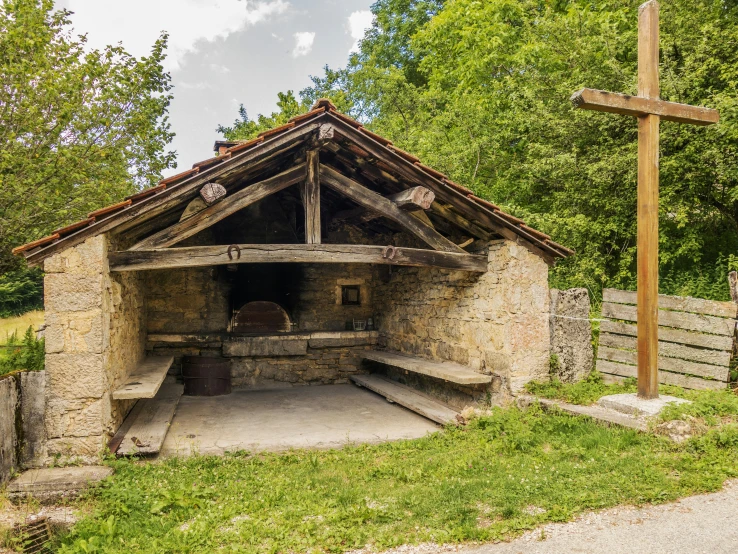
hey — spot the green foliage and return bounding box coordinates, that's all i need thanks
[0,325,44,376]
[216,91,308,141]
[224,0,738,300]
[0,0,175,272]
[526,371,637,405]
[0,267,42,317]
[58,405,738,553]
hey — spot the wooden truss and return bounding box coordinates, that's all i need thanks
[114,148,487,272]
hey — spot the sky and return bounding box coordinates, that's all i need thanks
[55,0,375,176]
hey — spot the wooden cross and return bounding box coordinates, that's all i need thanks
[570,0,719,399]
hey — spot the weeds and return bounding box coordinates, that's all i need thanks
[56,404,738,553]
[0,325,44,377]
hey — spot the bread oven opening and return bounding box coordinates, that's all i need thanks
[228,263,302,334]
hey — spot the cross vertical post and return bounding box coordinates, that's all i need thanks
[636,0,660,399]
[569,0,719,399]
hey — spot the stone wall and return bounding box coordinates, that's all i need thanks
[43,234,147,463]
[549,288,593,382]
[374,239,550,407]
[0,371,46,483]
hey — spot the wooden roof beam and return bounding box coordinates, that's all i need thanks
[109,244,487,273]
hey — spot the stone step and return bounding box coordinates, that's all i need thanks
[7,466,114,503]
[361,350,492,385]
[112,356,174,400]
[351,374,460,425]
[116,382,184,456]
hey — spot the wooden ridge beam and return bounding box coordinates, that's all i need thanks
[109,244,488,272]
[570,88,719,126]
[320,164,464,253]
[130,164,306,250]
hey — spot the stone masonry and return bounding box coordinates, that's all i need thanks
[375,239,550,407]
[549,288,593,382]
[43,235,146,463]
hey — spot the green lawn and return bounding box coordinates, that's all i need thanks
[0,310,43,345]
[49,393,738,554]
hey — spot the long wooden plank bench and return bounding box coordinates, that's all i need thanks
[112,356,174,400]
[351,374,459,425]
[361,350,492,385]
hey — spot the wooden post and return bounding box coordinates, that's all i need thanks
[304,149,321,244]
[636,0,660,399]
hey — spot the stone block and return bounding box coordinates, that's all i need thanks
[46,353,106,399]
[0,376,18,483]
[45,272,103,312]
[20,371,46,467]
[224,337,308,357]
[549,288,593,383]
[45,435,106,463]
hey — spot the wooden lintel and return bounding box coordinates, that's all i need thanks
[130,164,306,250]
[109,244,488,273]
[320,164,465,253]
[570,88,719,125]
[303,150,321,244]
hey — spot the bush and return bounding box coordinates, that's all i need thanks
[0,326,45,376]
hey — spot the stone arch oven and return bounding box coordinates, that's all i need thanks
[232,301,291,334]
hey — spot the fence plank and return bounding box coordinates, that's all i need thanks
[599,333,731,367]
[597,346,728,381]
[603,288,737,318]
[596,359,727,391]
[599,320,734,351]
[602,302,736,336]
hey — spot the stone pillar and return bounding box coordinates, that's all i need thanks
[484,240,551,394]
[549,288,593,382]
[43,235,110,463]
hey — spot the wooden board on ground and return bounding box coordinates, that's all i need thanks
[361,350,492,385]
[351,374,459,425]
[112,356,174,400]
[116,382,183,456]
[596,287,736,391]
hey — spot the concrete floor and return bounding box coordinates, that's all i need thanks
[160,383,439,456]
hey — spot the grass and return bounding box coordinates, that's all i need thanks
[52,401,738,554]
[525,371,638,405]
[0,310,43,345]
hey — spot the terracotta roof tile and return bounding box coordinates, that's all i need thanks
[159,167,199,186]
[329,109,363,129]
[227,136,264,154]
[55,218,95,237]
[495,211,526,226]
[88,199,132,219]
[12,233,60,255]
[311,98,338,111]
[193,151,231,170]
[126,183,166,202]
[289,107,327,125]
[468,195,500,212]
[546,239,575,255]
[359,126,392,146]
[414,162,446,181]
[258,121,295,139]
[443,178,473,196]
[520,224,551,241]
[388,145,420,164]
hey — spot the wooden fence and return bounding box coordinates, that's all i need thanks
[596,288,737,390]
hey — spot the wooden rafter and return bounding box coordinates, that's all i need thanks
[130,164,306,250]
[320,164,465,253]
[109,244,487,272]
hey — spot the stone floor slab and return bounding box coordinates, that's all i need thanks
[598,393,690,417]
[8,466,113,503]
[161,383,439,457]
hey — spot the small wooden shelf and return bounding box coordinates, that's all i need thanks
[112,356,174,400]
[361,350,492,385]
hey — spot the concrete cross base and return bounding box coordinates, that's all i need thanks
[7,466,114,504]
[597,393,690,417]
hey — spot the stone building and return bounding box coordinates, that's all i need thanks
[12,99,572,463]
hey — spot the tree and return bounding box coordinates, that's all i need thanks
[216,91,307,141]
[0,0,175,275]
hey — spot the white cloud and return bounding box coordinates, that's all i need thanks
[209,63,231,74]
[292,31,315,57]
[348,10,373,54]
[62,0,290,71]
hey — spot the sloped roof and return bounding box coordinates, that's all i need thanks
[13,99,573,264]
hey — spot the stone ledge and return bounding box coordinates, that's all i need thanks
[8,466,114,503]
[517,395,648,431]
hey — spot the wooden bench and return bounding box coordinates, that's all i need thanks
[361,350,492,385]
[112,356,174,400]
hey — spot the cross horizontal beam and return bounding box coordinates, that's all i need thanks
[108,244,488,272]
[570,88,719,125]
